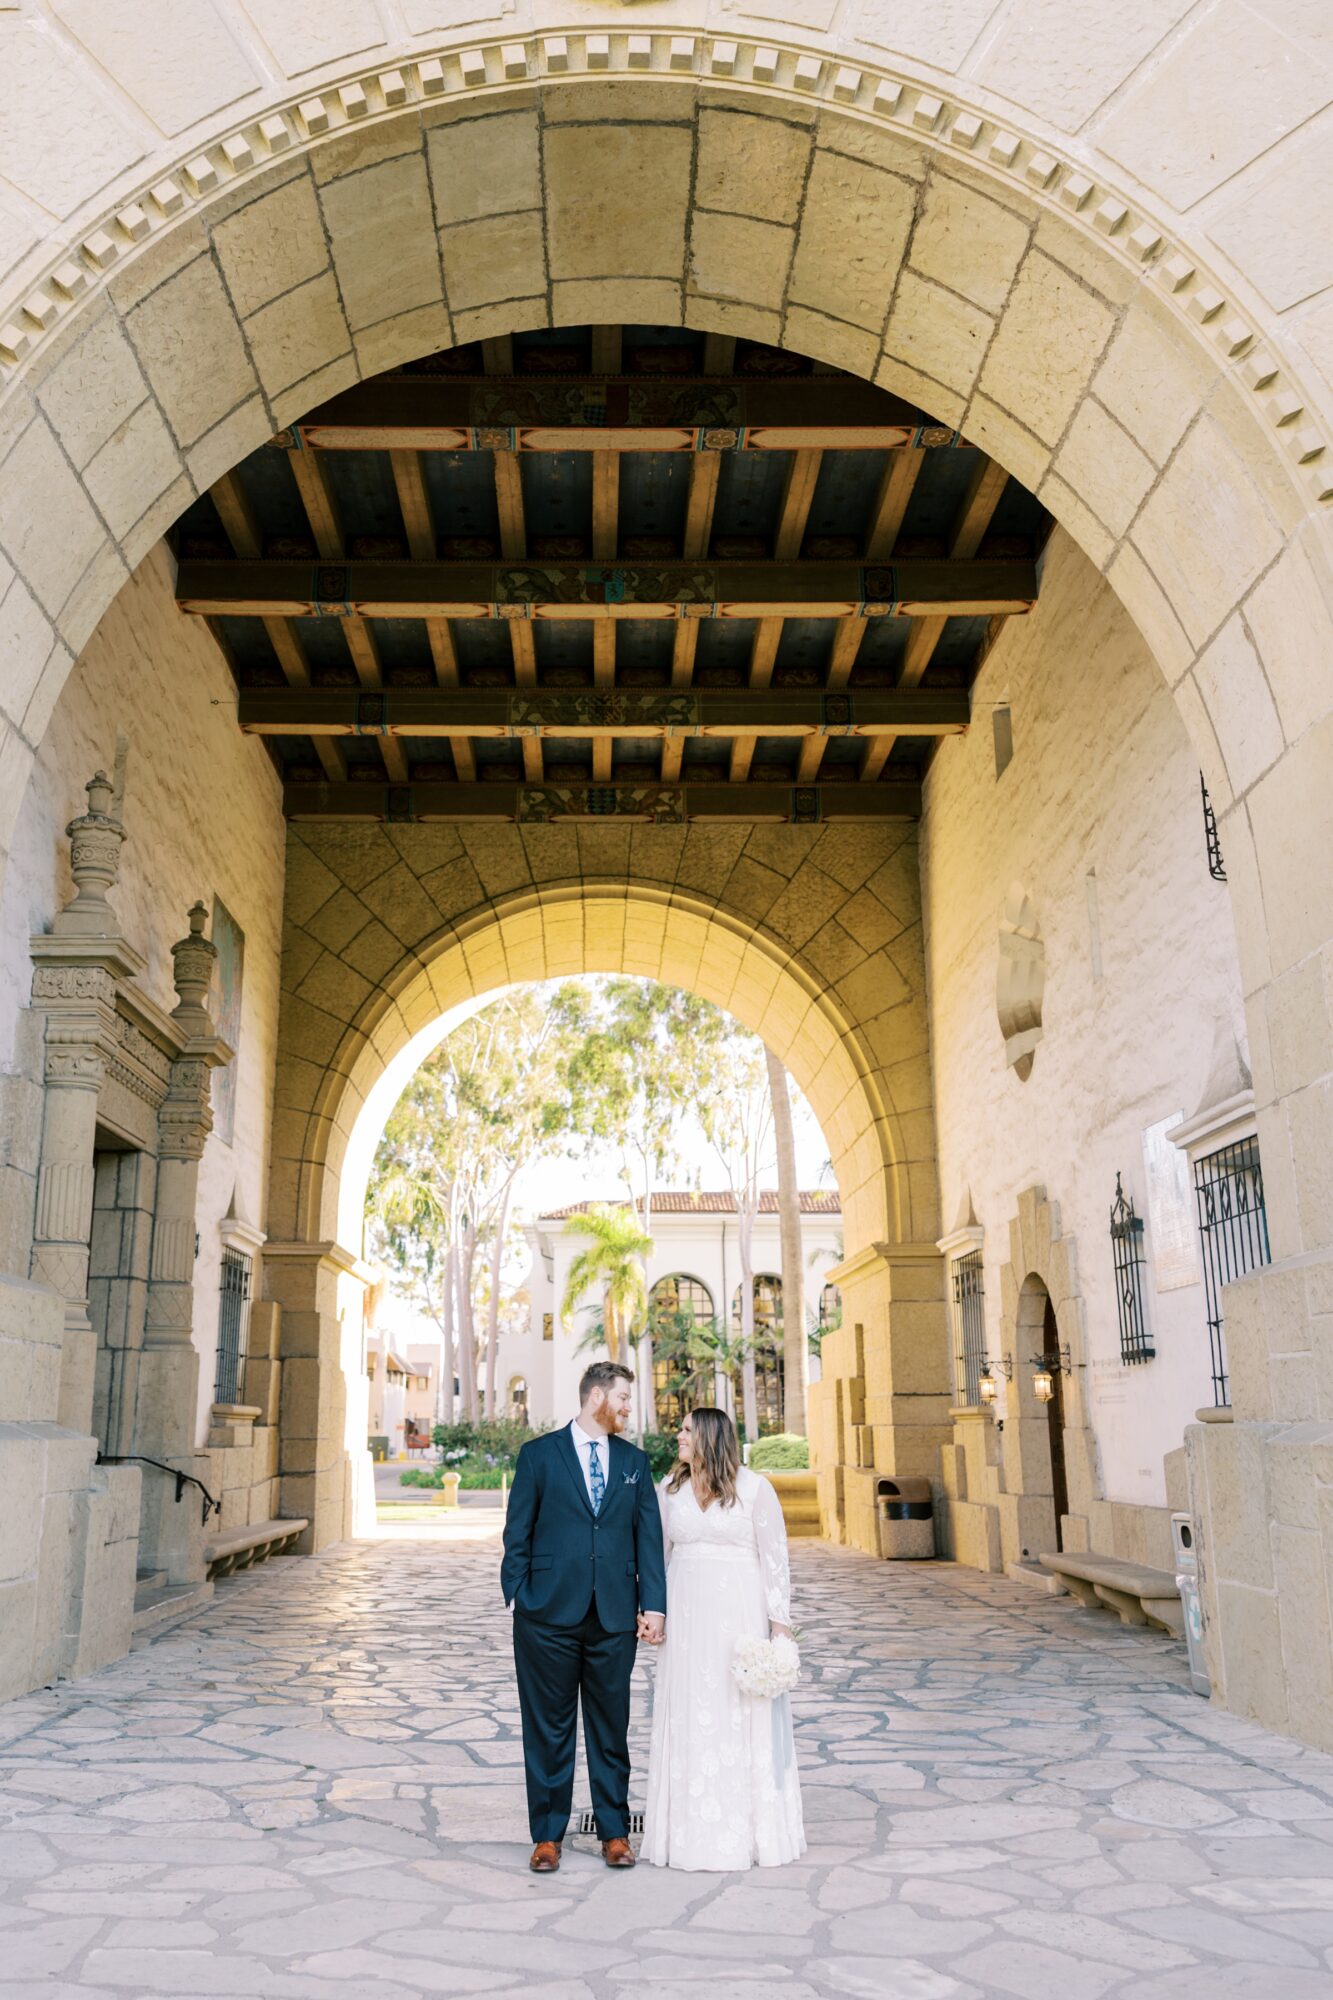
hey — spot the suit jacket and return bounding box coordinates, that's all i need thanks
[500,1425,667,1633]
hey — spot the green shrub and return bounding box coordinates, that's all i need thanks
[399,1466,444,1488]
[640,1431,681,1481]
[749,1433,810,1471]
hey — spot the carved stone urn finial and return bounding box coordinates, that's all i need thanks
[53,770,127,937]
[170,901,218,1039]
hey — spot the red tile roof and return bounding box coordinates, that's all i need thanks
[540,1190,841,1219]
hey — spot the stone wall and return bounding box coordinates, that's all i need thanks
[921,527,1246,1568]
[0,543,286,1447]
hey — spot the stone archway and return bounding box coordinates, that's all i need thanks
[0,21,1329,1742]
[262,832,942,1549]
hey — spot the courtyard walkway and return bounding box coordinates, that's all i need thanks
[2,1533,1332,1999]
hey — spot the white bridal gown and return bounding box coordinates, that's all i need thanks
[641,1464,806,1871]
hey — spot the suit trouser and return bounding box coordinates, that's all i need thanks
[512,1604,638,1842]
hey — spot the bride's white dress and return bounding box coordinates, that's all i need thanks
[641,1465,806,1871]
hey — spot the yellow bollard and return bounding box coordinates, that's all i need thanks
[440,1470,461,1509]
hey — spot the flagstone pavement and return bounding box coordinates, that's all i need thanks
[4,1528,1333,2000]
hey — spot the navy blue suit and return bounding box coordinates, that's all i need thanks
[501,1425,666,1843]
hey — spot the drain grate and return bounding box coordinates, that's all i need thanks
[576,1809,644,1836]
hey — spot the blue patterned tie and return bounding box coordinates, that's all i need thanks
[588,1439,605,1515]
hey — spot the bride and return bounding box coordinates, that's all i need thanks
[641,1406,806,1871]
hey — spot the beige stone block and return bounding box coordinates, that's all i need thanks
[324,153,444,331]
[1091,306,1211,470]
[441,211,546,313]
[554,280,682,328]
[977,251,1114,449]
[874,355,966,428]
[35,314,150,472]
[244,273,350,400]
[1029,214,1137,310]
[0,418,106,623]
[215,176,328,320]
[1096,0,1331,209]
[127,255,258,450]
[1243,535,1333,748]
[883,272,992,400]
[1049,399,1155,543]
[82,400,182,543]
[312,112,420,187]
[271,358,358,434]
[541,81,690,123]
[783,309,879,381]
[789,151,913,333]
[452,301,549,347]
[689,212,793,313]
[1131,417,1285,653]
[959,394,1051,496]
[0,19,142,220]
[695,109,811,225]
[185,395,270,497]
[427,111,540,226]
[354,303,453,377]
[909,172,1030,315]
[1038,474,1114,574]
[1194,614,1286,798]
[546,125,692,281]
[1104,541,1195,693]
[684,297,781,348]
[1217,1576,1289,1732]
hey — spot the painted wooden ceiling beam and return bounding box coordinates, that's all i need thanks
[177,557,1037,621]
[281,779,922,823]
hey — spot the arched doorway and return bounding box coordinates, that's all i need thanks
[647,1273,716,1432]
[1011,1275,1070,1557]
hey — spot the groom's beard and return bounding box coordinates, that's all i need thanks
[597,1405,627,1435]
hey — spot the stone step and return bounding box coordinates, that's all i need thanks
[786,1522,823,1539]
[1007,1559,1068,1595]
[131,1580,214,1640]
[135,1568,168,1593]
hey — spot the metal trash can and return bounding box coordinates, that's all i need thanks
[877,1476,935,1559]
[1171,1511,1210,1697]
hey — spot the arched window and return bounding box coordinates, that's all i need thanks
[649,1274,715,1432]
[507,1375,528,1422]
[818,1281,842,1332]
[732,1275,785,1437]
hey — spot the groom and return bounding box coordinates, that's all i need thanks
[501,1360,666,1873]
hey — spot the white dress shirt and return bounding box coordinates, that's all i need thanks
[569,1415,609,1504]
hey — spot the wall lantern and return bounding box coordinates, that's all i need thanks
[1029,1345,1072,1403]
[977,1355,1013,1404]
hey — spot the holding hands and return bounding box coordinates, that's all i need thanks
[637,1612,666,1645]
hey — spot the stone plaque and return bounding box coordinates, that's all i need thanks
[1141,1113,1199,1291]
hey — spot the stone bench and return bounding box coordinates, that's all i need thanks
[1039,1551,1184,1638]
[207,1517,308,1578]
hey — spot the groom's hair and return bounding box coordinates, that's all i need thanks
[579,1360,635,1403]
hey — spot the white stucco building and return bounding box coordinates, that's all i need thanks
[503,1192,843,1434]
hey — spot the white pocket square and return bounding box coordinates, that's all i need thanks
[623,1471,640,1484]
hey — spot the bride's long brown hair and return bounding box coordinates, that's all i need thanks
[667,1405,741,1508]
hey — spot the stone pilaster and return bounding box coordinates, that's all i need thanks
[263,1239,376,1551]
[135,904,232,1583]
[28,773,144,1433]
[816,1240,953,1554]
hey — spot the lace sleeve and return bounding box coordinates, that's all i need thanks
[751,1474,792,1627]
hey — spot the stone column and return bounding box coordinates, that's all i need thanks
[264,1239,375,1550]
[135,905,232,1583]
[28,773,144,1433]
[818,1240,953,1555]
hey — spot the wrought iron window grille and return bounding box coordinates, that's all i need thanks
[1200,773,1226,881]
[214,1244,252,1406]
[950,1249,987,1406]
[1110,1173,1154,1365]
[1193,1135,1270,1407]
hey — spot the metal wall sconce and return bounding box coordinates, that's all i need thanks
[977,1355,1014,1404]
[1029,1344,1072,1403]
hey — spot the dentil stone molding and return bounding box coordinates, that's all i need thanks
[0,31,1328,506]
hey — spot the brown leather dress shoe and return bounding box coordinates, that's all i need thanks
[601,1836,636,1868]
[529,1840,561,1872]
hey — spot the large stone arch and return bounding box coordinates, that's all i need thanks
[0,46,1328,1279]
[1,15,1329,1737]
[265,823,935,1548]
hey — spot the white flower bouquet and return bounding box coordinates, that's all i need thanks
[731,1632,801,1699]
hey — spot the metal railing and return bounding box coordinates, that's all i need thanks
[1193,1135,1269,1406]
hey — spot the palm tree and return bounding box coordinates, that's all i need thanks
[561,1204,654,1365]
